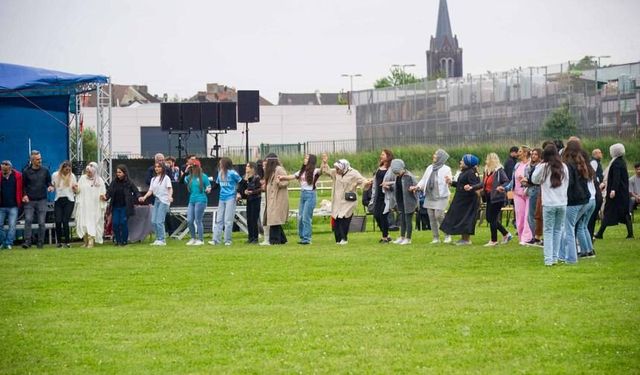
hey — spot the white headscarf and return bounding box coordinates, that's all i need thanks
[334,159,350,172]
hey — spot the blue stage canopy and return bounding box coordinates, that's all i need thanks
[0,62,108,95]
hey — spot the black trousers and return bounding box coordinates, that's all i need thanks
[269,225,287,244]
[333,216,353,242]
[486,200,508,242]
[54,197,75,244]
[588,194,603,239]
[374,211,390,237]
[246,197,261,242]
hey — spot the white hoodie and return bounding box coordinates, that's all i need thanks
[531,162,569,207]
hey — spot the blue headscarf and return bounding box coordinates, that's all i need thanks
[462,154,479,168]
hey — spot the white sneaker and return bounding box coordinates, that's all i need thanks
[259,241,271,246]
[393,237,404,244]
[483,241,499,247]
[208,240,218,245]
[150,240,160,246]
[443,235,452,244]
[430,239,440,244]
[399,238,412,245]
[156,241,167,246]
[224,242,232,246]
[186,239,196,246]
[193,240,204,246]
[338,240,348,245]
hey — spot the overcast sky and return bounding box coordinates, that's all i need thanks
[1,0,639,103]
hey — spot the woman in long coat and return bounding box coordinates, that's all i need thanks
[321,155,367,245]
[74,162,107,248]
[440,154,483,246]
[263,153,290,245]
[595,143,634,239]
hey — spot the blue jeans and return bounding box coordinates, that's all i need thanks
[187,201,206,241]
[560,204,585,264]
[527,186,540,238]
[213,198,236,244]
[576,200,596,254]
[543,205,566,265]
[0,206,18,247]
[298,190,316,243]
[152,200,169,242]
[111,206,128,245]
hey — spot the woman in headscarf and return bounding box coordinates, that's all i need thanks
[321,155,367,245]
[263,153,290,245]
[595,143,634,239]
[384,159,418,245]
[412,149,453,244]
[74,162,107,248]
[440,154,483,245]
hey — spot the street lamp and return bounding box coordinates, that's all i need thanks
[341,73,362,114]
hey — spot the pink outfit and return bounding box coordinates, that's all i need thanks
[513,162,532,242]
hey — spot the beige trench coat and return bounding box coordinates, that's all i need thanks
[324,167,366,218]
[264,166,290,226]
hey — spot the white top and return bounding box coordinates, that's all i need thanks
[52,171,77,202]
[590,160,598,174]
[294,168,321,191]
[416,165,452,202]
[149,175,172,205]
[587,180,596,201]
[531,162,569,207]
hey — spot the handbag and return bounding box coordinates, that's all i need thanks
[344,192,357,201]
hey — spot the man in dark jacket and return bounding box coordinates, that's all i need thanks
[0,160,23,249]
[21,151,53,249]
[503,146,519,181]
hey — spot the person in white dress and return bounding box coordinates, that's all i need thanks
[74,162,107,248]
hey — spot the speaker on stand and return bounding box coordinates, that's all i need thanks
[237,90,260,164]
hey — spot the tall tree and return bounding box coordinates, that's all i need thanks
[374,67,421,88]
[542,103,577,139]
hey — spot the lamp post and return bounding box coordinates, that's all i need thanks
[594,55,611,125]
[341,73,361,114]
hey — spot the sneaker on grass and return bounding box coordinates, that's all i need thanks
[399,238,412,245]
[443,235,452,244]
[186,239,196,246]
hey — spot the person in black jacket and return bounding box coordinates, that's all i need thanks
[595,143,634,239]
[21,150,53,249]
[105,165,140,246]
[238,162,263,244]
[503,146,519,181]
[481,153,512,247]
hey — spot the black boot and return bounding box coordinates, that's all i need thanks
[625,216,634,239]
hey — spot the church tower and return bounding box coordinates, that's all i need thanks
[426,0,463,79]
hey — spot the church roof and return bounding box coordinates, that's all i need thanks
[434,0,454,50]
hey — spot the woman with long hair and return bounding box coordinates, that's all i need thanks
[184,160,211,246]
[412,149,453,244]
[279,154,320,244]
[263,153,290,245]
[257,159,270,245]
[75,162,107,248]
[321,155,367,245]
[105,164,140,246]
[238,162,262,244]
[510,145,533,245]
[440,154,483,246]
[369,149,395,243]
[52,160,77,248]
[559,140,594,263]
[210,157,242,246]
[139,162,173,246]
[531,144,569,266]
[522,148,543,245]
[595,143,634,239]
[480,153,512,246]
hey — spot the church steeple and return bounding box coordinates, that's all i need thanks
[426,0,463,79]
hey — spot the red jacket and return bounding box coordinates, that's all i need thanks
[0,169,23,208]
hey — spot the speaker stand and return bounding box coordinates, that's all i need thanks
[244,122,249,164]
[208,130,227,159]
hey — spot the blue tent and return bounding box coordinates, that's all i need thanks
[0,63,108,172]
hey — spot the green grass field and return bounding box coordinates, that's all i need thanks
[1,219,639,374]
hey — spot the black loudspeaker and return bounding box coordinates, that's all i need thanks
[200,102,219,131]
[237,90,260,123]
[218,102,237,130]
[160,103,181,131]
[181,102,201,131]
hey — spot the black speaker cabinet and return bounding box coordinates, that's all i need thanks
[218,101,237,130]
[200,102,219,131]
[237,90,260,123]
[160,103,181,131]
[181,102,201,131]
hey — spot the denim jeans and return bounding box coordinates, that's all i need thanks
[0,206,18,246]
[542,205,566,265]
[187,201,206,241]
[560,204,585,263]
[152,200,169,242]
[527,186,540,238]
[111,206,128,245]
[213,198,236,244]
[24,199,48,245]
[576,199,596,254]
[298,190,316,243]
